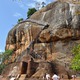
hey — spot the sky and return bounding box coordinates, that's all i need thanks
[0,0,55,52]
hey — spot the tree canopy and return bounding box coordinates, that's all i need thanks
[0,50,13,74]
[41,2,46,7]
[27,8,37,19]
[17,18,23,23]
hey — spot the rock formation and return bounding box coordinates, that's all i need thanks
[3,0,80,80]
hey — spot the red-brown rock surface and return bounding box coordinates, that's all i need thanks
[3,0,80,80]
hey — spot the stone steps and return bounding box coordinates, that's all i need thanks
[19,74,26,80]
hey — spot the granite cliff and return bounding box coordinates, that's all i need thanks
[2,0,80,80]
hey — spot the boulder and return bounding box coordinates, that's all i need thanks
[4,0,80,79]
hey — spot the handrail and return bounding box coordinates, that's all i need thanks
[16,20,49,62]
[18,19,49,26]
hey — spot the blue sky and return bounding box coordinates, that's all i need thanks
[0,0,54,52]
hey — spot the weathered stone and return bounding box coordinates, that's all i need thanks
[32,62,52,78]
[5,0,80,62]
[2,62,20,78]
[3,0,80,79]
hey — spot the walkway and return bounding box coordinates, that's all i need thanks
[19,19,49,26]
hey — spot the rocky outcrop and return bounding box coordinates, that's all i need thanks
[4,0,80,79]
[6,1,80,60]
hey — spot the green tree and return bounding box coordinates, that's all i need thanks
[27,8,37,18]
[2,50,13,62]
[0,53,3,63]
[0,63,5,74]
[18,18,23,23]
[41,2,46,8]
[35,2,40,10]
[0,50,13,74]
[71,44,80,71]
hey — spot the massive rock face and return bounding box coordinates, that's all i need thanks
[4,0,80,79]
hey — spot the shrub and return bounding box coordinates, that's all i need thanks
[71,44,80,71]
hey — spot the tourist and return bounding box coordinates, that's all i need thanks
[46,73,51,80]
[10,77,15,80]
[16,74,20,79]
[72,74,76,80]
[52,74,60,80]
[43,73,46,80]
[61,75,64,80]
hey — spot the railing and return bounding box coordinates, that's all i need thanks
[18,19,49,26]
[16,19,49,62]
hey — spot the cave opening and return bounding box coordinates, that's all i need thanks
[20,61,27,74]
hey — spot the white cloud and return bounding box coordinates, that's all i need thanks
[27,3,35,8]
[33,0,47,3]
[0,49,4,53]
[16,0,54,10]
[18,2,25,9]
[19,3,25,8]
[0,49,2,52]
[13,12,22,17]
[16,1,27,10]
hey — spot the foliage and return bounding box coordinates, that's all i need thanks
[41,2,46,8]
[35,2,40,10]
[0,53,3,62]
[34,2,46,10]
[72,44,80,55]
[18,18,23,23]
[0,50,13,74]
[71,44,80,71]
[27,8,37,18]
[2,50,13,62]
[0,63,6,74]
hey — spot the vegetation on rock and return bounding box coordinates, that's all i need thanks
[27,8,37,18]
[0,50,13,74]
[71,44,80,71]
[17,18,23,23]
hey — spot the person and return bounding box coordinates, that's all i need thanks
[43,73,46,80]
[10,77,15,80]
[72,74,76,80]
[52,74,60,80]
[46,73,51,80]
[61,75,64,80]
[16,74,20,79]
